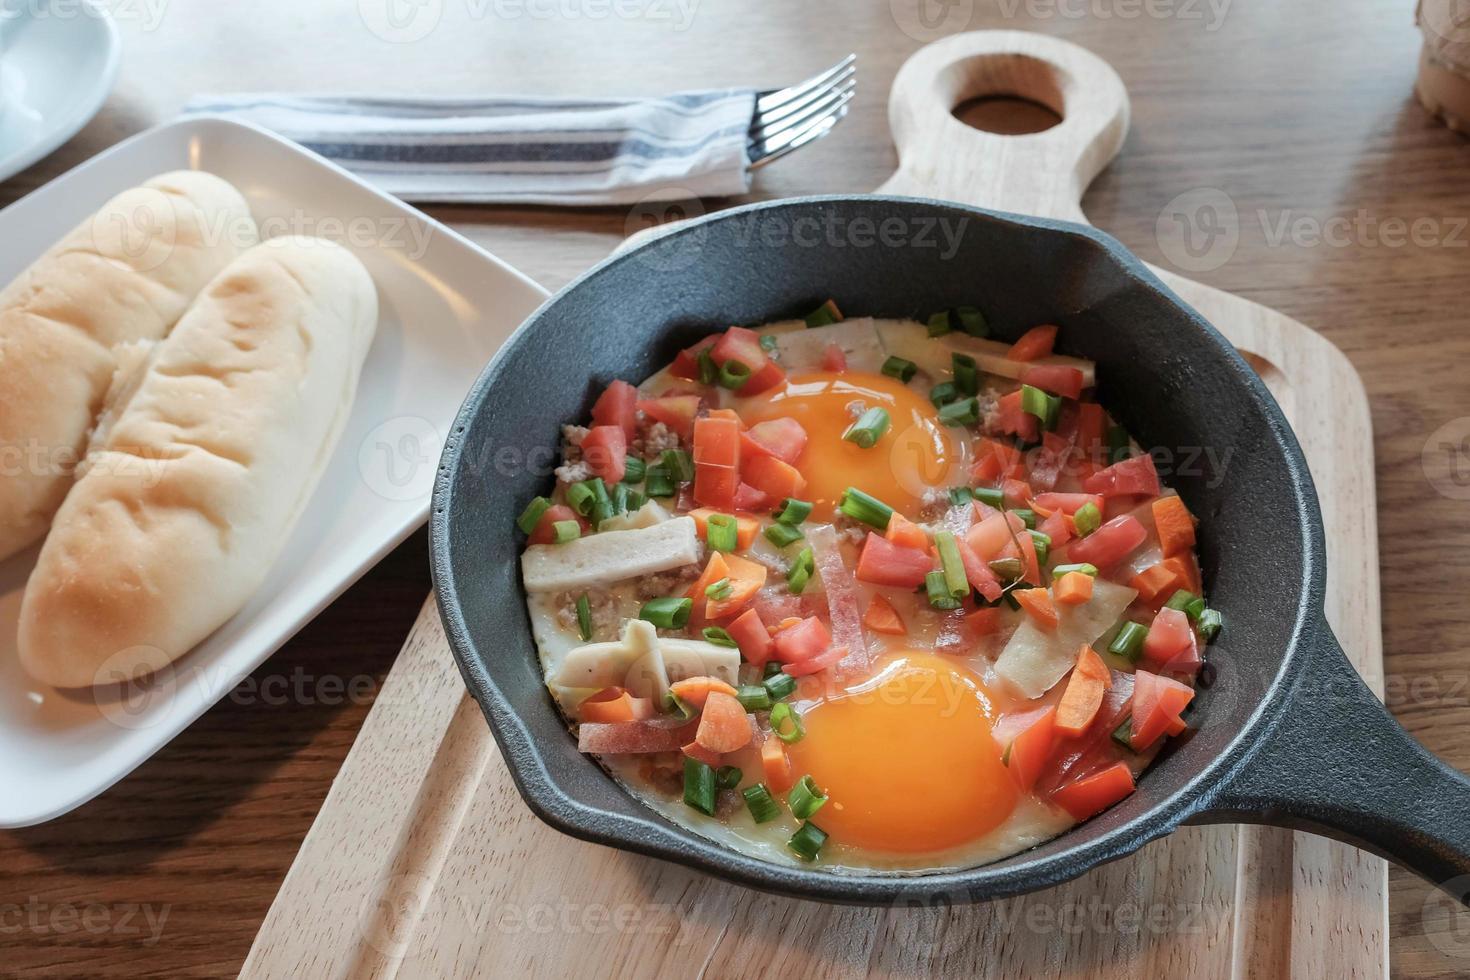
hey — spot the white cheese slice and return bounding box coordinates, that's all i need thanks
[554,619,739,702]
[769,317,886,374]
[521,516,698,593]
[874,319,1097,388]
[994,578,1137,698]
[597,499,671,532]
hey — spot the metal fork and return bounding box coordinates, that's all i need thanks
[747,54,856,169]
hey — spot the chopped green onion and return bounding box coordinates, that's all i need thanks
[763,661,784,679]
[775,498,812,525]
[759,333,779,352]
[718,359,752,389]
[989,556,1024,582]
[843,407,891,448]
[952,353,979,396]
[683,757,717,815]
[1185,596,1207,621]
[1028,529,1051,565]
[703,627,738,647]
[622,456,646,484]
[1073,501,1102,537]
[787,821,828,861]
[1199,608,1223,642]
[1109,621,1148,662]
[926,311,952,337]
[665,691,696,721]
[955,305,989,337]
[716,765,743,791]
[787,774,828,820]
[938,396,980,427]
[926,570,963,609]
[770,701,806,743]
[736,684,773,712]
[697,348,717,385]
[948,486,974,507]
[742,784,781,823]
[763,671,797,701]
[644,466,676,498]
[973,485,1004,508]
[1164,589,1200,614]
[1051,562,1099,578]
[640,596,692,629]
[882,356,918,382]
[838,488,894,530]
[805,299,843,328]
[1013,508,1037,529]
[705,577,733,600]
[787,546,815,594]
[934,531,969,599]
[516,496,550,534]
[586,477,614,525]
[1020,384,1061,431]
[1112,717,1136,751]
[575,594,593,641]
[662,449,695,483]
[929,381,959,408]
[1107,425,1131,463]
[551,520,581,543]
[623,488,646,512]
[706,513,739,552]
[765,522,804,548]
[567,481,596,517]
[609,481,629,516]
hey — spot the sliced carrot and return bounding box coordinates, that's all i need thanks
[781,644,847,677]
[726,608,773,666]
[1007,324,1059,362]
[742,454,806,501]
[682,740,723,767]
[1002,706,1057,792]
[1053,570,1094,606]
[685,552,731,629]
[1052,761,1136,820]
[695,692,753,753]
[1054,646,1110,737]
[578,687,654,723]
[965,606,1002,636]
[668,676,739,709]
[1164,553,1202,596]
[761,736,794,792]
[1129,561,1185,606]
[689,509,760,550]
[862,595,906,635]
[884,513,930,551]
[1152,495,1196,559]
[1015,588,1059,631]
[705,552,767,620]
[821,342,848,372]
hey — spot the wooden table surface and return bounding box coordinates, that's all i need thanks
[3,0,1469,976]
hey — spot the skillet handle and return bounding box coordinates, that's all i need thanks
[1193,623,1470,904]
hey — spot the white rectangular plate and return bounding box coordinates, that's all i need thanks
[0,117,549,827]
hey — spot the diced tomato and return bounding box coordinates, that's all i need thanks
[1130,670,1195,750]
[1007,324,1059,362]
[997,705,1057,792]
[1002,477,1033,507]
[994,389,1040,443]
[862,595,906,635]
[741,417,807,464]
[782,644,848,676]
[528,504,586,545]
[955,536,1003,602]
[696,692,754,753]
[741,359,786,396]
[965,510,1026,561]
[885,513,930,551]
[710,326,771,391]
[591,379,639,439]
[693,464,739,509]
[821,342,847,372]
[682,740,723,767]
[637,395,701,439]
[966,606,1002,636]
[1142,607,1193,666]
[578,719,698,754]
[1075,402,1106,453]
[1161,627,1202,677]
[1020,364,1084,399]
[1052,761,1135,820]
[855,532,933,588]
[580,425,627,484]
[1015,588,1058,630]
[743,453,806,501]
[1038,509,1073,548]
[670,336,716,381]
[1065,515,1147,568]
[1016,526,1042,585]
[773,616,831,662]
[732,482,776,512]
[692,414,740,466]
[727,608,774,665]
[1084,454,1161,498]
[1033,492,1105,515]
[1028,431,1073,491]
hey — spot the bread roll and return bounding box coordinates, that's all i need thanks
[0,170,257,561]
[17,237,378,688]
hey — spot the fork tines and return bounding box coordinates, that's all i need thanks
[748,54,856,169]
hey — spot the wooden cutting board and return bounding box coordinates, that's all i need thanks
[242,31,1386,980]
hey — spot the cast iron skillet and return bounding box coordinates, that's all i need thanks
[431,196,1470,906]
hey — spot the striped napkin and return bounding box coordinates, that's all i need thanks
[182,89,757,205]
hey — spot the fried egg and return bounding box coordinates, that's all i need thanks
[738,371,961,521]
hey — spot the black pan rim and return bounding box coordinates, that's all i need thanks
[430,193,1325,904]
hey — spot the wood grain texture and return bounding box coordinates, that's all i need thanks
[0,0,1467,976]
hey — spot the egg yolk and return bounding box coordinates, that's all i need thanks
[738,371,957,520]
[786,652,1017,853]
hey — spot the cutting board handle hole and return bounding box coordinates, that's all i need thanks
[953,95,1062,135]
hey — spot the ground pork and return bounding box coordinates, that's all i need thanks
[633,419,682,459]
[555,424,593,484]
[636,563,700,599]
[976,386,1006,436]
[916,487,954,523]
[830,512,869,546]
[554,588,618,639]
